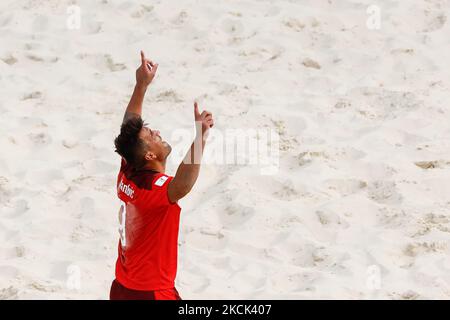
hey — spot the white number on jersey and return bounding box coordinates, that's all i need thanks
[118,200,127,247]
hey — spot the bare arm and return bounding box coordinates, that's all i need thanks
[123,85,147,123]
[168,102,214,203]
[122,51,158,124]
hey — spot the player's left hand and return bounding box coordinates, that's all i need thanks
[194,101,214,138]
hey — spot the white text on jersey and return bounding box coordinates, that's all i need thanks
[119,180,135,198]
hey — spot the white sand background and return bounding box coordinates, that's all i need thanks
[1,0,450,299]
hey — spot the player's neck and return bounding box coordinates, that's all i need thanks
[141,161,165,174]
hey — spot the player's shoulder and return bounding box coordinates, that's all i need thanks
[153,173,173,188]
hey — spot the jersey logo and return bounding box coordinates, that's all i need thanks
[119,180,135,198]
[154,175,169,187]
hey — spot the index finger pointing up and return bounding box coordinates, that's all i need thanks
[194,101,202,118]
[140,50,146,64]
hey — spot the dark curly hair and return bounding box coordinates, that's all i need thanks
[114,116,148,169]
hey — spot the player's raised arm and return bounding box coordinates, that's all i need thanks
[122,51,159,124]
[168,102,214,203]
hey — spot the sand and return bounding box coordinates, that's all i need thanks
[0,0,450,299]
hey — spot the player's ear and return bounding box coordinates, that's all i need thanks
[145,151,157,161]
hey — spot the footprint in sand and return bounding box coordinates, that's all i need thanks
[0,176,12,204]
[26,53,44,62]
[1,54,18,65]
[172,10,188,25]
[315,209,350,229]
[0,246,25,259]
[421,12,446,33]
[212,188,256,228]
[346,87,422,121]
[0,13,13,28]
[283,18,305,32]
[4,199,29,218]
[417,213,450,235]
[185,227,228,251]
[324,178,367,196]
[414,160,450,170]
[22,91,43,100]
[0,286,19,299]
[367,180,402,204]
[221,202,255,228]
[270,270,319,293]
[75,53,126,72]
[15,246,25,258]
[28,132,52,146]
[130,5,154,19]
[62,138,79,149]
[297,151,317,167]
[404,241,447,258]
[104,54,126,72]
[273,179,301,201]
[388,290,420,300]
[27,280,62,293]
[221,18,244,36]
[302,58,321,70]
[155,90,184,103]
[85,20,103,34]
[23,51,58,64]
[377,207,409,230]
[71,223,98,241]
[291,241,339,269]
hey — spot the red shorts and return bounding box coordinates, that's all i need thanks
[109,279,182,300]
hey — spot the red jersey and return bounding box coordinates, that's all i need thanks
[115,158,181,291]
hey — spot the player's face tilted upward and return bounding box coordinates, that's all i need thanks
[139,126,172,162]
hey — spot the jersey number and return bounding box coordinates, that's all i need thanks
[118,200,127,247]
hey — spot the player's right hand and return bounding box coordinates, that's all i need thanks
[136,50,158,88]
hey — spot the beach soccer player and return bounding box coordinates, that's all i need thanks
[109,51,214,300]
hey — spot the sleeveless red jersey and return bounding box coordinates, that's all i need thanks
[115,158,181,291]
